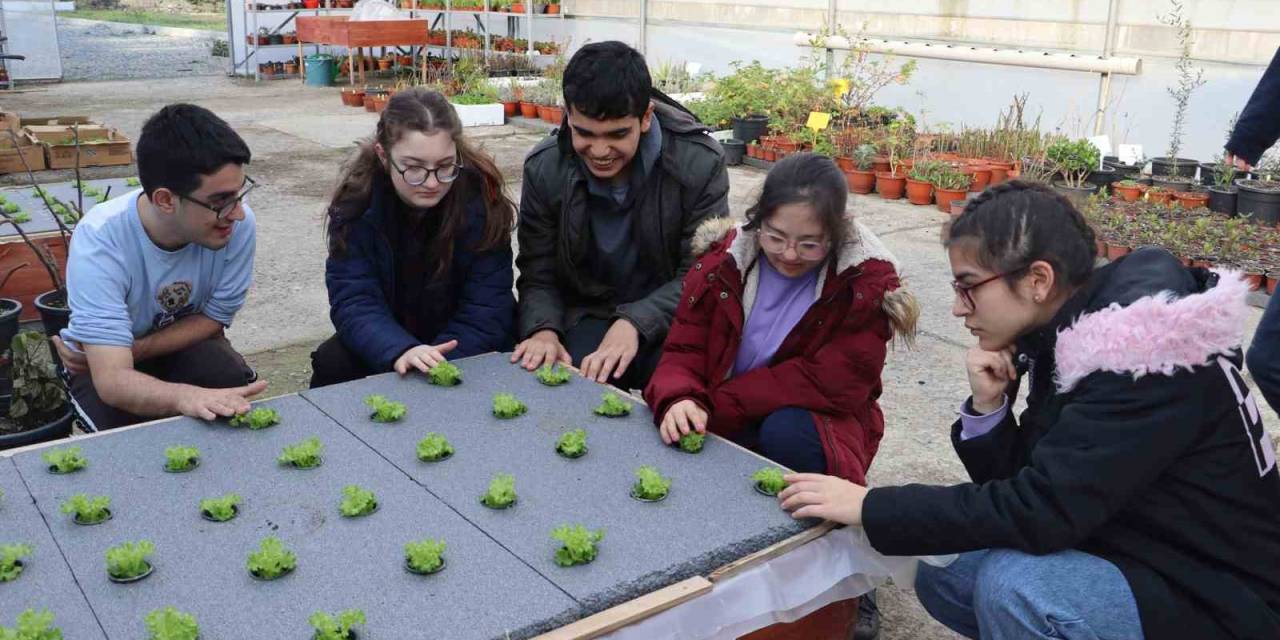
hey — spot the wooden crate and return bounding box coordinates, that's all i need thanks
[0,232,68,322]
[32,129,134,170]
[296,16,430,47]
[0,132,47,174]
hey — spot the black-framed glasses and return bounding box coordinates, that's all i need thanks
[387,154,462,186]
[952,267,1026,310]
[181,176,257,221]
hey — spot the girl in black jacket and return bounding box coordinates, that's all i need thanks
[781,181,1280,639]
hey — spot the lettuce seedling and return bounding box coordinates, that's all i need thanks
[555,428,588,458]
[552,524,604,567]
[144,607,198,640]
[632,466,671,501]
[277,437,323,469]
[229,407,280,430]
[309,609,365,640]
[480,473,516,509]
[428,361,462,387]
[593,392,632,417]
[339,485,378,517]
[126,177,141,187]
[677,431,705,454]
[0,543,33,583]
[1,202,19,214]
[752,467,787,496]
[404,538,446,574]
[60,493,111,524]
[0,608,61,640]
[535,363,572,386]
[246,536,296,580]
[364,394,406,423]
[163,445,200,472]
[42,446,87,474]
[11,212,29,224]
[492,393,527,418]
[199,493,241,522]
[105,540,154,581]
[415,433,453,462]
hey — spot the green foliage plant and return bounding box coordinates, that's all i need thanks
[278,437,323,469]
[60,494,110,524]
[246,536,296,580]
[555,428,587,458]
[364,394,406,423]
[41,447,86,474]
[338,485,378,518]
[105,540,154,580]
[229,407,280,430]
[552,524,604,567]
[492,393,527,418]
[593,392,631,417]
[416,433,454,462]
[0,543,33,582]
[199,493,241,522]
[631,466,671,501]
[753,467,787,496]
[309,609,365,640]
[404,539,446,574]
[428,362,462,386]
[163,446,200,472]
[480,473,516,509]
[144,607,198,640]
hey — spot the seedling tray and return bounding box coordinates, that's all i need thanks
[0,178,135,237]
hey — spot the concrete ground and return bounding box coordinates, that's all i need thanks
[3,75,1276,640]
[56,18,227,82]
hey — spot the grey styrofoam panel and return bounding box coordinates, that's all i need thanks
[0,178,135,237]
[302,353,818,615]
[0,457,107,639]
[11,394,580,640]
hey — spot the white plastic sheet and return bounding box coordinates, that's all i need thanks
[2,0,64,81]
[351,0,401,21]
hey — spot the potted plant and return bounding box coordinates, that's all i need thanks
[310,609,364,640]
[752,467,787,496]
[364,394,406,423]
[416,432,454,462]
[1207,157,1240,216]
[1151,1,1204,182]
[1,609,61,638]
[545,0,559,14]
[492,393,526,418]
[905,160,936,206]
[480,473,517,509]
[42,446,87,474]
[593,392,631,417]
[844,144,877,195]
[551,524,603,567]
[677,431,705,454]
[339,485,378,518]
[145,607,199,640]
[230,406,280,429]
[247,536,296,580]
[428,361,462,386]
[555,428,588,459]
[630,465,672,502]
[277,437,324,469]
[1046,138,1101,206]
[1174,189,1210,210]
[932,166,972,214]
[1236,176,1280,224]
[0,331,74,450]
[1113,179,1144,202]
[163,445,200,473]
[61,493,111,525]
[0,543,32,583]
[874,122,909,200]
[106,540,155,583]
[199,493,242,522]
[404,539,446,575]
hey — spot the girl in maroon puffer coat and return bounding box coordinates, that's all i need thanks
[643,153,918,485]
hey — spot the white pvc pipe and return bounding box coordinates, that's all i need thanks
[795,33,1142,76]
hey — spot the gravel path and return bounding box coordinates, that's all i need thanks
[56,17,227,81]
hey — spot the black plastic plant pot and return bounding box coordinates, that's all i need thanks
[1198,163,1247,187]
[73,509,113,526]
[250,566,294,581]
[1208,187,1238,217]
[1150,157,1198,179]
[721,139,746,166]
[556,446,587,459]
[1052,182,1098,209]
[201,504,239,522]
[1086,165,1119,190]
[731,115,769,145]
[1110,163,1142,180]
[630,487,669,503]
[107,562,153,584]
[341,501,379,518]
[479,495,517,510]
[419,450,453,463]
[163,457,200,473]
[754,482,781,497]
[285,458,323,470]
[404,557,446,576]
[34,290,70,338]
[1235,179,1280,225]
[1150,174,1193,192]
[8,409,77,453]
[0,298,20,399]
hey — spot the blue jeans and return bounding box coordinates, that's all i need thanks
[731,407,827,473]
[1246,290,1280,415]
[914,549,1144,640]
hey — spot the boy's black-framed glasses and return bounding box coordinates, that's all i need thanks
[181,175,257,221]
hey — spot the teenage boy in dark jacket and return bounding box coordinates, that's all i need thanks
[512,41,729,389]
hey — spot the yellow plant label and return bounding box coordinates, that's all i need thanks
[806,111,831,131]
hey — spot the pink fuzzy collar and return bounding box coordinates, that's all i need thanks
[1054,270,1252,393]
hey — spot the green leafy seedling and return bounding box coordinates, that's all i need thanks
[593,392,632,417]
[339,485,378,517]
[677,431,705,453]
[126,177,141,187]
[11,212,29,224]
[428,361,462,386]
[199,493,241,522]
[364,394,406,423]
[0,608,61,640]
[1,202,19,214]
[60,493,111,524]
[416,433,453,462]
[535,363,572,386]
[246,536,296,580]
[480,473,516,509]
[278,437,323,469]
[752,467,787,496]
[0,543,33,583]
[492,393,527,418]
[105,540,154,580]
[229,407,280,429]
[632,465,671,501]
[144,607,198,640]
[309,609,365,640]
[163,445,200,472]
[42,446,87,473]
[404,538,446,574]
[555,428,587,458]
[552,524,604,567]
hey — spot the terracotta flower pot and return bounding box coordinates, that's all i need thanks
[519,102,538,118]
[1146,189,1175,206]
[845,169,876,195]
[1175,191,1209,210]
[502,101,517,117]
[871,157,891,173]
[773,138,800,153]
[378,59,393,70]
[546,3,559,13]
[905,179,934,205]
[875,172,905,200]
[950,199,968,217]
[1267,274,1278,296]
[536,105,552,122]
[935,188,968,213]
[545,106,563,123]
[835,157,855,172]
[1242,272,1265,291]
[1114,183,1142,202]
[511,2,525,11]
[968,165,992,192]
[372,97,389,113]
[1106,244,1131,260]
[763,148,777,162]
[988,165,1009,185]
[1095,239,1107,258]
[363,95,375,111]
[284,62,298,75]
[747,144,760,159]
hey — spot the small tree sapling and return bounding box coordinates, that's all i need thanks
[309,609,365,640]
[416,433,454,462]
[403,538,446,574]
[42,446,87,474]
[278,437,323,469]
[551,524,604,567]
[535,363,572,386]
[480,473,517,509]
[199,493,242,522]
[0,543,33,582]
[0,609,61,640]
[339,485,378,518]
[363,394,406,423]
[144,607,198,640]
[246,536,296,580]
[428,361,462,387]
[163,445,200,472]
[752,467,787,496]
[593,392,632,417]
[229,407,280,430]
[492,393,527,418]
[555,428,588,458]
[105,540,155,581]
[631,466,671,501]
[677,431,705,454]
[60,493,111,525]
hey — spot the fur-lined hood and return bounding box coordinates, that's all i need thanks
[690,216,901,276]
